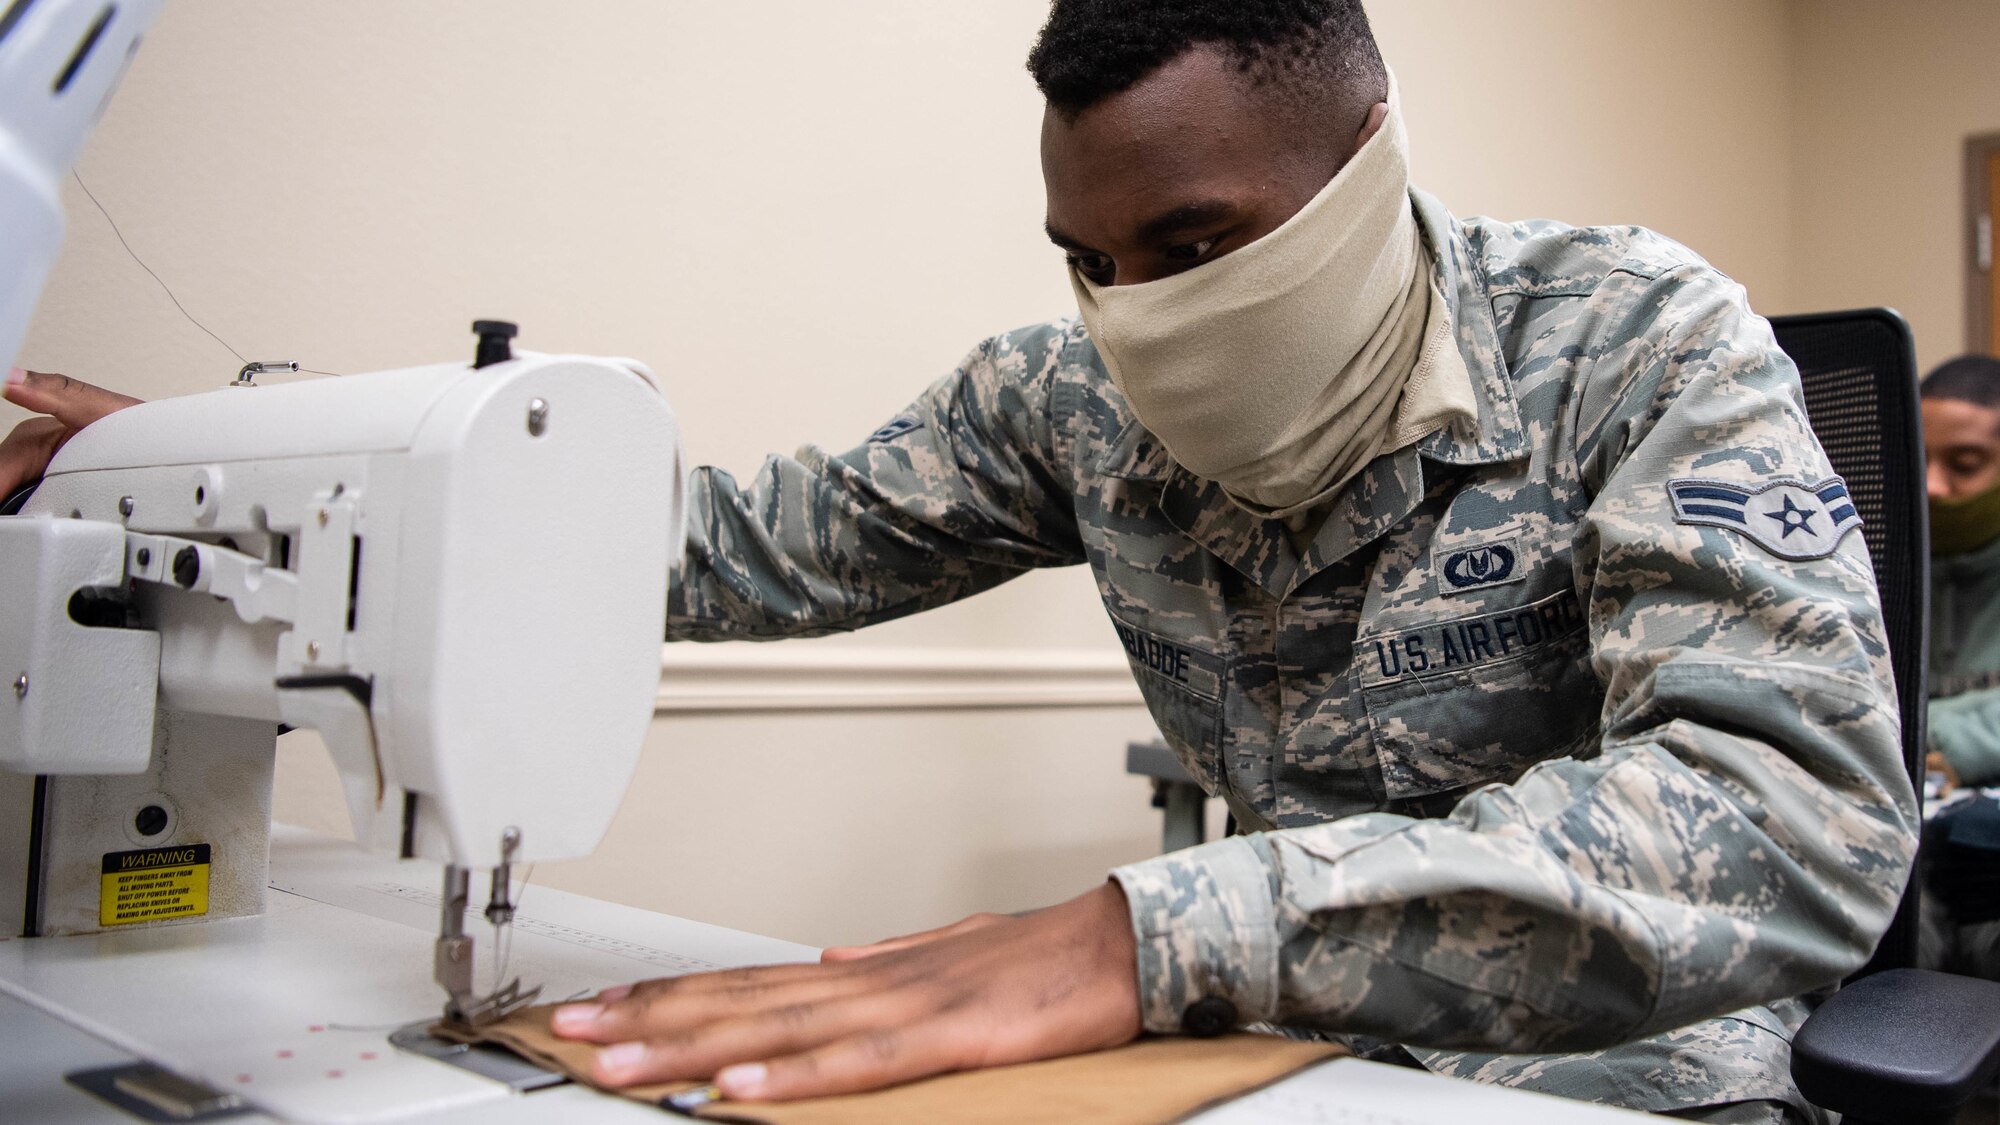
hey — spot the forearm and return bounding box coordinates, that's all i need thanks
[1929,690,2000,787]
[1114,666,1913,1052]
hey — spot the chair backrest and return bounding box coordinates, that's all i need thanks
[1768,309,1929,974]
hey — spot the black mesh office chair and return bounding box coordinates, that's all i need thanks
[1777,309,2000,1125]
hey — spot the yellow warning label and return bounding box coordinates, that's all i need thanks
[99,843,210,927]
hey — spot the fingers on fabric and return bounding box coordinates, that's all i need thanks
[717,1023,980,1102]
[3,369,142,429]
[559,951,983,1091]
[588,993,944,1091]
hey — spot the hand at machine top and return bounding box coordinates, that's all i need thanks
[0,367,140,502]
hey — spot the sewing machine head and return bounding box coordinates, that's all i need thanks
[2,0,685,1025]
[0,327,685,1022]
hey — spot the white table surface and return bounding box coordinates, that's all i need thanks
[0,826,1645,1124]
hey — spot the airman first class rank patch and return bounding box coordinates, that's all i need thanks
[1668,476,1861,561]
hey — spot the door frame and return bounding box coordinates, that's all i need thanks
[1966,131,2000,356]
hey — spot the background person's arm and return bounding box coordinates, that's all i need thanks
[1929,691,2000,787]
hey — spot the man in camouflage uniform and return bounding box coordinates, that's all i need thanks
[616,2,1914,1117]
[0,1,1916,1121]
[648,201,1909,1120]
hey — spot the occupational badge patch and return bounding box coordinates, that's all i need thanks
[1439,537,1521,594]
[1667,476,1862,561]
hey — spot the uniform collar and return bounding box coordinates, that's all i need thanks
[1092,191,1523,599]
[1409,188,1526,467]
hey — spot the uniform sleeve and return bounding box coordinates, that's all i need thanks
[1929,691,2000,787]
[1111,269,1918,1051]
[665,326,1086,641]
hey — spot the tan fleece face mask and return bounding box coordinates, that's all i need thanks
[1071,71,1466,517]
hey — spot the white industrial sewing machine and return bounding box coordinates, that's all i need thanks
[0,2,729,1118]
[0,0,682,1018]
[0,4,1649,1122]
[0,324,688,982]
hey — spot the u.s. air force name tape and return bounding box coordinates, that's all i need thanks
[1667,476,1861,562]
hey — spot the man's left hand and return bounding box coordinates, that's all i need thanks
[549,881,1141,1101]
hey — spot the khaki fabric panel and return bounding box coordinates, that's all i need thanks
[434,1005,1343,1124]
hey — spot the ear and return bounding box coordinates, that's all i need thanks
[1355,101,1389,148]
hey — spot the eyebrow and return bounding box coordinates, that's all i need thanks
[1044,198,1240,254]
[1044,221,1088,252]
[1133,200,1236,245]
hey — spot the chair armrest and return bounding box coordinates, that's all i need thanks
[1791,968,2000,1122]
[1126,740,1194,782]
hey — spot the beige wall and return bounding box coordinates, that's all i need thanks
[1375,0,1796,312]
[1788,0,2000,371]
[13,1,1978,948]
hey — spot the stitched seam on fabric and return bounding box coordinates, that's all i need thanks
[1047,330,1082,500]
[1570,264,1709,498]
[1652,661,1879,709]
[1307,926,1580,1027]
[1480,259,1683,302]
[1275,829,1619,1026]
[1597,878,1672,1043]
[1289,753,1680,1029]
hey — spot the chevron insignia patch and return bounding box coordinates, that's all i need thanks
[1667,476,1862,562]
[868,413,923,443]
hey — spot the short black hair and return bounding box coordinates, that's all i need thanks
[1922,355,2000,410]
[1027,0,1385,119]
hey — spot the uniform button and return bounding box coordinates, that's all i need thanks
[1181,996,1238,1038]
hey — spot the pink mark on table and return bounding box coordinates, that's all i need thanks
[235,1074,252,1084]
[326,1069,344,1079]
[308,1024,326,1033]
[359,1051,378,1061]
[276,1049,294,1059]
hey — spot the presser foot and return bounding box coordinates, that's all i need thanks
[445,976,544,1029]
[434,834,537,1028]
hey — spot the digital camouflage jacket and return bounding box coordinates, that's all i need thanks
[665,191,1917,1117]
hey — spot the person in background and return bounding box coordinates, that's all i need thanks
[1918,354,2000,980]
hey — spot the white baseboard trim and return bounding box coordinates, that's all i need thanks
[656,644,1146,713]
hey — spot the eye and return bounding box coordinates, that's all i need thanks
[1162,237,1220,266]
[1066,252,1114,284]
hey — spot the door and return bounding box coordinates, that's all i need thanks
[1989,148,2000,354]
[1970,134,2000,356]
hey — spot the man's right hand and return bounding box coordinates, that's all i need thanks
[1,368,142,499]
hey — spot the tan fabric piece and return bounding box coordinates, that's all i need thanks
[434,1005,1344,1124]
[1069,69,1471,519]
